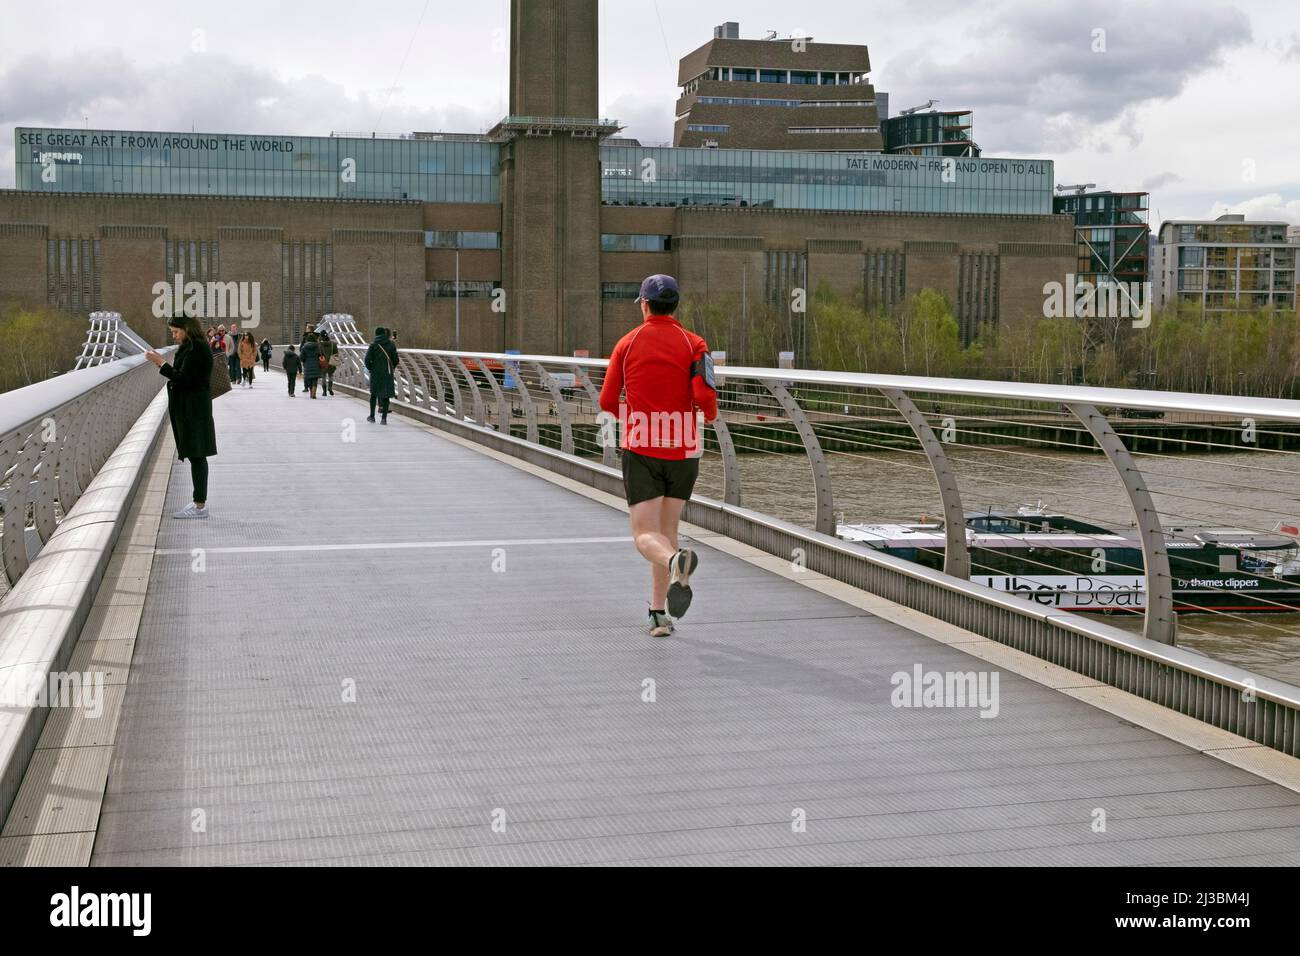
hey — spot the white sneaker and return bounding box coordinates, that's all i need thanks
[173,503,210,519]
[648,610,675,637]
[667,548,698,618]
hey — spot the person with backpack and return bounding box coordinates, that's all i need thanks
[259,338,273,373]
[282,344,301,396]
[365,327,400,424]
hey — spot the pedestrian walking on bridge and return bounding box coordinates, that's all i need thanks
[238,332,257,387]
[300,333,323,399]
[365,327,400,424]
[282,345,301,396]
[227,323,242,386]
[318,332,337,396]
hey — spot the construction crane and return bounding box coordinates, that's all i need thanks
[1055,183,1097,195]
[898,99,940,116]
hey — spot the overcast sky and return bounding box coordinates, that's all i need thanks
[1,0,1297,226]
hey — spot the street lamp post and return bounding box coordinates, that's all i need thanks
[801,254,809,365]
[455,246,461,350]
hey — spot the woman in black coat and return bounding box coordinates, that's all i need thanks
[146,315,217,519]
[300,334,323,399]
[365,326,400,424]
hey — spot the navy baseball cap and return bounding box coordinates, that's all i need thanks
[638,274,680,307]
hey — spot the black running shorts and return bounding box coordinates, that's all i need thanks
[621,449,700,506]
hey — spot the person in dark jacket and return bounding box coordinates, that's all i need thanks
[259,338,273,372]
[282,344,301,396]
[318,331,336,397]
[365,326,400,424]
[146,315,217,519]
[226,322,242,385]
[300,333,323,399]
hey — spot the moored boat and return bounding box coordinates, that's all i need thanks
[837,505,1300,613]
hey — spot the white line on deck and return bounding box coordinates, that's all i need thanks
[154,535,633,556]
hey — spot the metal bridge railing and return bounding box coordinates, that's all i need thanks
[0,353,171,595]
[326,344,1300,756]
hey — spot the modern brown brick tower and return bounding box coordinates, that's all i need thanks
[496,0,612,355]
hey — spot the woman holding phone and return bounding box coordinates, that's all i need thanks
[146,315,218,519]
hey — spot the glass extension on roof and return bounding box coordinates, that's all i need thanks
[599,145,1053,214]
[15,127,500,202]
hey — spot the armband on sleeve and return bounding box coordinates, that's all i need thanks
[691,352,717,391]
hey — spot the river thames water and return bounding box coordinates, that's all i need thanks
[694,446,1300,686]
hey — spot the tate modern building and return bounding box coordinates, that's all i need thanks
[0,2,1074,353]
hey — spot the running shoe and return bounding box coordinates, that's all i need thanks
[172,504,210,519]
[666,548,698,618]
[648,610,674,637]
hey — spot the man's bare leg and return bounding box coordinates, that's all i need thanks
[629,494,696,622]
[630,497,675,611]
[656,496,687,608]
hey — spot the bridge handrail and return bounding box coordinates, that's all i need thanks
[0,352,160,437]
[0,351,173,590]
[333,347,1300,423]
[0,360,173,825]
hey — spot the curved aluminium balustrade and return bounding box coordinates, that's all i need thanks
[332,345,1300,651]
[0,353,172,592]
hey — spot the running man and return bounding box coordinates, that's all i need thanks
[599,274,718,637]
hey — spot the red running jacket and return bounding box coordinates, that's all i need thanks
[599,315,719,461]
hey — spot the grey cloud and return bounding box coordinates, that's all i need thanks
[1142,171,1184,190]
[1274,32,1300,60]
[0,48,503,169]
[604,93,674,145]
[1207,193,1300,224]
[0,50,148,121]
[881,0,1250,153]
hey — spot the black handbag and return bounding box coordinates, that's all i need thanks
[209,346,232,399]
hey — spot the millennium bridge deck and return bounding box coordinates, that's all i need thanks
[9,373,1300,866]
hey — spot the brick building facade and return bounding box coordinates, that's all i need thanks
[0,0,1075,359]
